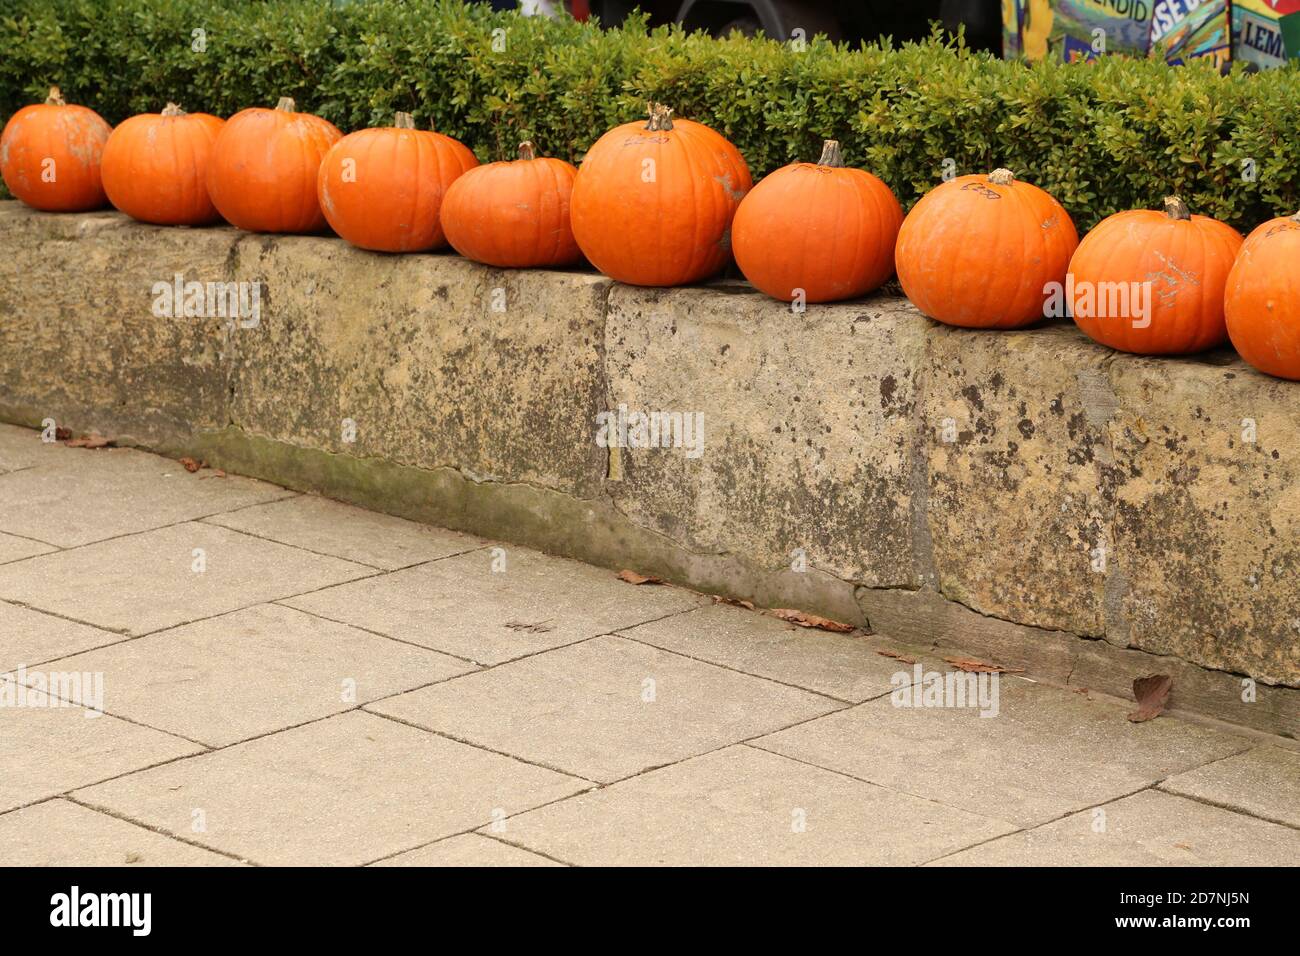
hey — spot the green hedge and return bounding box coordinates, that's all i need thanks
[2,0,1299,230]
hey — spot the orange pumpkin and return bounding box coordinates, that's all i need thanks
[1225,211,1300,379]
[0,86,111,212]
[1068,198,1243,355]
[317,111,477,253]
[895,168,1078,329]
[570,103,751,286]
[101,103,225,225]
[206,96,341,233]
[732,140,903,303]
[440,141,580,267]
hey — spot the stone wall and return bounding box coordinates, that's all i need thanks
[2,203,1295,736]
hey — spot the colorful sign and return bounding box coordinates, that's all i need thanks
[1003,0,1297,67]
[1233,0,1300,69]
[1152,1,1233,67]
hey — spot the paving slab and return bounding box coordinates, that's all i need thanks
[0,424,63,473]
[285,546,705,665]
[371,833,562,867]
[74,710,588,866]
[495,744,1015,866]
[0,446,293,546]
[0,521,373,635]
[1161,746,1300,828]
[620,603,911,702]
[932,789,1300,866]
[0,600,121,672]
[0,799,241,866]
[0,705,201,812]
[755,676,1250,827]
[205,494,485,570]
[34,604,476,747]
[369,635,839,783]
[0,531,54,565]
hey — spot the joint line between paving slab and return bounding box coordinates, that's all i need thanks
[361,707,603,787]
[0,705,381,826]
[271,601,503,669]
[11,658,478,749]
[915,781,1164,865]
[60,794,259,866]
[0,597,132,637]
[475,830,579,868]
[615,626,864,706]
[0,497,309,568]
[362,819,580,868]
[198,511,493,574]
[0,527,63,551]
[194,518,392,572]
[1151,785,1300,832]
[738,740,1021,832]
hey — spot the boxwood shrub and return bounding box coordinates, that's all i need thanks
[1,0,1298,230]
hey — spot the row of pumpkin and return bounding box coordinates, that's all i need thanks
[2,87,1297,381]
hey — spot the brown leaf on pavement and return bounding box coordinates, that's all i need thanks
[877,649,916,664]
[1128,674,1173,722]
[65,433,113,448]
[944,656,1025,674]
[711,594,756,610]
[179,457,203,473]
[54,426,72,441]
[772,609,854,633]
[617,569,663,585]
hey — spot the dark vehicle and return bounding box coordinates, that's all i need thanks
[577,0,1003,51]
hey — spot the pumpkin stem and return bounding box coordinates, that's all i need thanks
[645,102,675,132]
[275,96,296,113]
[45,86,65,106]
[393,112,415,129]
[1163,196,1192,221]
[988,168,1016,186]
[518,141,536,161]
[161,102,186,116]
[816,140,845,168]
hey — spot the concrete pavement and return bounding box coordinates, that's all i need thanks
[0,424,1296,866]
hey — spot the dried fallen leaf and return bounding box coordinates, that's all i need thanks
[54,426,72,441]
[772,609,854,633]
[943,656,1025,674]
[505,620,554,634]
[877,649,916,665]
[711,594,756,611]
[617,569,663,585]
[65,433,113,449]
[1128,674,1173,723]
[179,457,203,473]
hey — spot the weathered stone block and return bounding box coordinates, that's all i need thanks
[604,284,926,589]
[0,206,235,451]
[228,236,610,497]
[921,321,1112,635]
[1105,353,1300,686]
